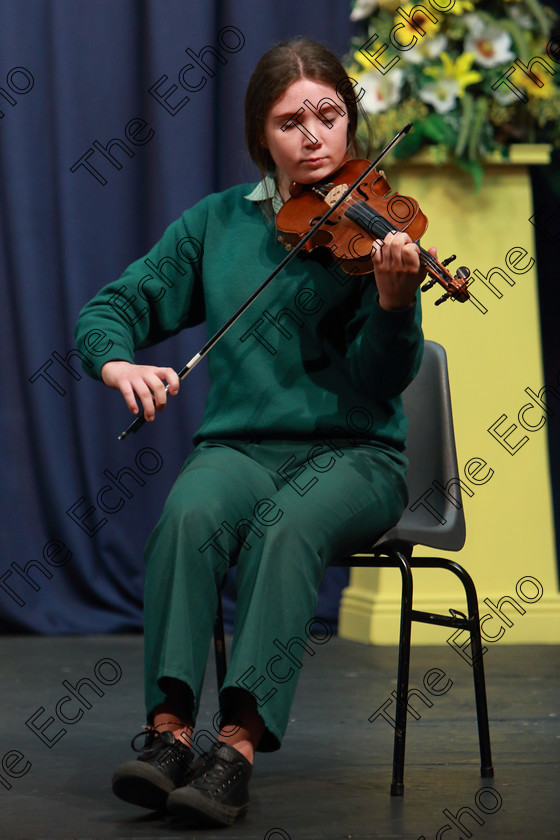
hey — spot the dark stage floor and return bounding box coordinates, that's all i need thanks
[0,635,558,839]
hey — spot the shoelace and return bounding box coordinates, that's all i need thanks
[130,721,186,752]
[193,746,242,794]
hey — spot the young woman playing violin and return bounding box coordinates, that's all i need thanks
[75,38,437,827]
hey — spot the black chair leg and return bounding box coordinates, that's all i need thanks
[390,550,414,796]
[214,591,227,691]
[439,560,494,778]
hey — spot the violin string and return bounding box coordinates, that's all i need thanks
[334,192,446,278]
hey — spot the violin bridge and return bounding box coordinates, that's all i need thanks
[323,183,350,207]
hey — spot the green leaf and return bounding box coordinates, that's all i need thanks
[392,128,426,159]
[523,0,552,38]
[468,98,489,161]
[456,93,474,157]
[422,113,458,145]
[455,156,484,192]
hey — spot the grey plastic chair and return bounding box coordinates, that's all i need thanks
[213,340,493,795]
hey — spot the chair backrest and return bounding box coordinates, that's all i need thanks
[377,340,466,552]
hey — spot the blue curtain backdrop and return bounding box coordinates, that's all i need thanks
[0,0,363,635]
[1,0,559,636]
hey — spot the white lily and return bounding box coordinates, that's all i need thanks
[419,78,460,114]
[358,68,405,113]
[464,14,515,69]
[404,34,448,65]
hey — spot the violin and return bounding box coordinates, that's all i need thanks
[275,157,470,306]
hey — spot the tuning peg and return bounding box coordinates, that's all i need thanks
[421,278,437,292]
[435,292,450,306]
[455,266,470,280]
[441,254,456,267]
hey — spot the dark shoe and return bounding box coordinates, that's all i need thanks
[112,728,196,811]
[166,741,252,826]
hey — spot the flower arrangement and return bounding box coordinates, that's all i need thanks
[347,0,560,185]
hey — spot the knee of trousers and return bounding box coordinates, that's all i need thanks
[144,492,239,580]
[235,516,331,589]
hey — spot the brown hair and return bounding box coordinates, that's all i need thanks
[245,38,368,178]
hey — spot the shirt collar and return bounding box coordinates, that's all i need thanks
[244,175,284,215]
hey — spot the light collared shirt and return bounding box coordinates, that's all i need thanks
[244,175,284,215]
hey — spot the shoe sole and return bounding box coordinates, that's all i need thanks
[112,761,176,811]
[166,787,248,827]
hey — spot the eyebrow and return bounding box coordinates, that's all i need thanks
[271,104,339,122]
[271,109,304,122]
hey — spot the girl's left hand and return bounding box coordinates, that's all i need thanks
[373,231,437,311]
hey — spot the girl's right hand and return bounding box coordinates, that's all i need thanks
[100,361,180,421]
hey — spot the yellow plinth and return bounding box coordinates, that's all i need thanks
[338,154,560,645]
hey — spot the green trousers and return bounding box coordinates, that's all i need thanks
[143,438,408,751]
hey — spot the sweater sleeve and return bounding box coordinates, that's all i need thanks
[344,275,424,401]
[74,206,207,379]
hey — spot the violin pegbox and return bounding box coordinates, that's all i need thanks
[421,257,471,305]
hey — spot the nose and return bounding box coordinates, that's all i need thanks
[302,117,328,148]
[302,132,322,150]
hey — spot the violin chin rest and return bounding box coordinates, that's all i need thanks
[289,181,305,198]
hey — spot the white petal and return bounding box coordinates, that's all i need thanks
[350,0,379,21]
[419,79,459,114]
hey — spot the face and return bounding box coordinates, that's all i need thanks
[262,77,350,199]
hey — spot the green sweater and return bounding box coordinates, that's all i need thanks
[75,182,423,450]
